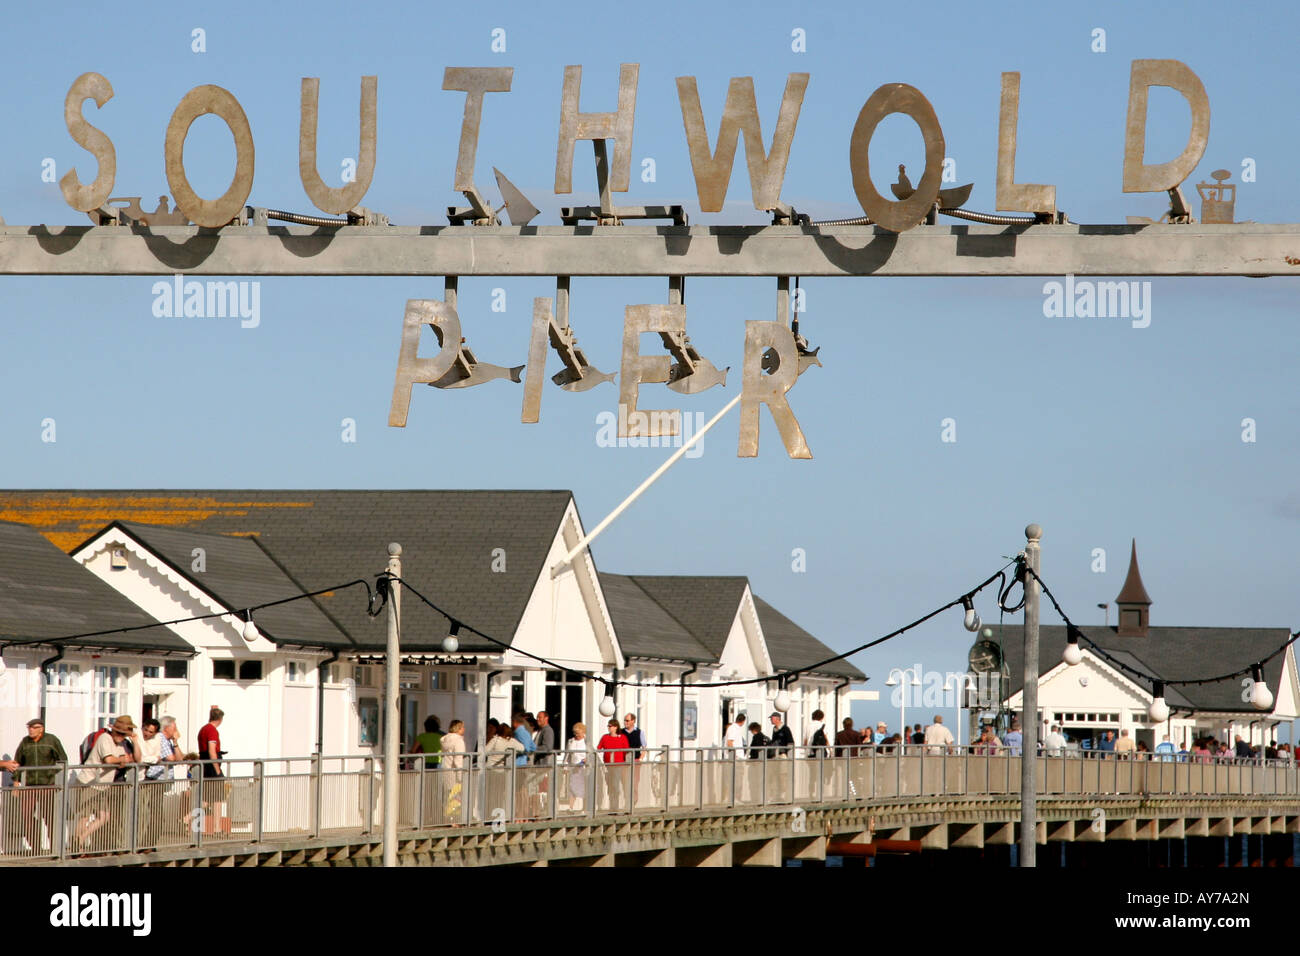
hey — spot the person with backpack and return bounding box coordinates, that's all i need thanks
[805,709,830,757]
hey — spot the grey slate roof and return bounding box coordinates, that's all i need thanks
[622,576,750,659]
[597,573,715,663]
[752,596,866,681]
[995,624,1291,714]
[115,522,350,649]
[44,490,575,653]
[0,521,190,653]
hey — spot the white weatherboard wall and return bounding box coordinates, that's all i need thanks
[75,528,329,767]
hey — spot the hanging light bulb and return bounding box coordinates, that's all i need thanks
[241,611,260,643]
[1249,665,1274,711]
[1148,680,1169,723]
[598,694,616,718]
[1063,626,1082,666]
[442,621,460,654]
[774,689,791,713]
[960,596,981,633]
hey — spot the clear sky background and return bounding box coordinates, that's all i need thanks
[0,1,1295,736]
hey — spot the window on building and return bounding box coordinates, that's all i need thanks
[47,662,81,688]
[164,660,188,680]
[458,673,476,693]
[510,674,525,714]
[239,660,263,681]
[213,660,236,680]
[286,660,311,683]
[353,665,378,687]
[94,665,129,727]
[143,665,160,679]
[431,671,449,691]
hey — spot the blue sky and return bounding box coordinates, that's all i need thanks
[0,0,1296,735]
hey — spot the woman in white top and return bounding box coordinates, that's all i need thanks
[439,720,467,824]
[484,723,523,819]
[565,722,589,810]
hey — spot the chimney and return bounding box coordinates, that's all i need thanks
[1114,539,1152,637]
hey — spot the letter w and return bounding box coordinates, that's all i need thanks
[676,74,808,212]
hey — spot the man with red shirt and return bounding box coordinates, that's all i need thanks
[597,719,629,812]
[198,708,224,778]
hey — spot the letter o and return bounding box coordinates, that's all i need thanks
[849,83,945,233]
[165,84,255,227]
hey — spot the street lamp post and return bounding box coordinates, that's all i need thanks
[1021,523,1042,868]
[945,673,976,749]
[383,543,402,868]
[884,666,923,744]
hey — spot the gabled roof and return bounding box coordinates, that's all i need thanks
[752,596,865,681]
[108,522,350,649]
[0,520,190,654]
[622,576,750,658]
[6,490,575,653]
[597,573,714,664]
[996,624,1290,713]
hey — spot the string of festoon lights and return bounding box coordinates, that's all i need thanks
[4,560,1293,725]
[1024,564,1299,721]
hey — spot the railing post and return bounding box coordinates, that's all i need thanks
[662,746,671,813]
[57,763,69,860]
[128,764,140,854]
[509,759,517,822]
[729,749,737,809]
[365,756,376,835]
[818,747,826,803]
[917,747,923,798]
[192,762,204,850]
[587,755,596,819]
[695,748,704,811]
[254,760,264,844]
[549,756,558,821]
[311,753,322,839]
[417,759,425,831]
[761,749,768,806]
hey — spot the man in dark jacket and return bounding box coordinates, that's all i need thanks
[1,718,68,854]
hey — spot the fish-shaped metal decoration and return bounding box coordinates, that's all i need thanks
[660,329,729,395]
[429,342,524,389]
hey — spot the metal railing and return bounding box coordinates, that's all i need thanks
[1,746,1294,862]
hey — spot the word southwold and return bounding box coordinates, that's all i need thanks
[49,886,151,936]
[51,59,1215,230]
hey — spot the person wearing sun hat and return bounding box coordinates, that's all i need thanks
[73,715,139,852]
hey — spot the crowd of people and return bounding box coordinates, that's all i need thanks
[0,707,230,855]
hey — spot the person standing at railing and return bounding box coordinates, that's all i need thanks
[141,717,184,847]
[725,713,747,758]
[1002,721,1023,757]
[972,725,1001,756]
[1043,724,1066,756]
[413,716,443,770]
[745,722,769,804]
[0,718,67,856]
[768,712,794,802]
[197,709,227,836]
[1114,729,1136,759]
[74,715,137,853]
[835,718,861,757]
[1155,736,1176,763]
[923,715,954,755]
[564,723,589,812]
[597,719,629,811]
[440,720,466,824]
[1233,735,1253,760]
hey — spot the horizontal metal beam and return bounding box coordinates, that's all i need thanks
[1,223,1299,277]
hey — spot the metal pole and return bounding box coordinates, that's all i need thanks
[1020,522,1042,867]
[383,543,402,867]
[254,760,264,844]
[551,393,742,577]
